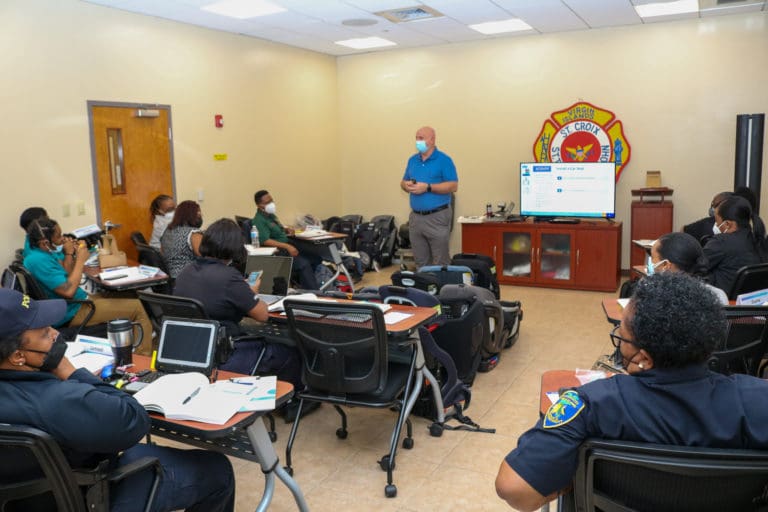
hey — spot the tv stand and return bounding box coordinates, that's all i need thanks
[461,219,622,292]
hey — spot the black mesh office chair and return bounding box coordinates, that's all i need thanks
[0,424,162,512]
[10,263,100,340]
[130,231,149,246]
[131,241,172,293]
[708,305,768,376]
[728,263,768,300]
[283,299,417,498]
[567,438,768,512]
[234,215,252,244]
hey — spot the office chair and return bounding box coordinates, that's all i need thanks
[129,231,148,246]
[2,266,20,291]
[10,263,99,340]
[234,215,252,244]
[0,424,161,512]
[728,262,768,300]
[283,299,417,498]
[707,305,768,376]
[565,438,768,512]
[132,242,172,293]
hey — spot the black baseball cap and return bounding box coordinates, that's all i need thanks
[0,289,66,338]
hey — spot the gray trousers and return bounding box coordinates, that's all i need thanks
[409,206,452,268]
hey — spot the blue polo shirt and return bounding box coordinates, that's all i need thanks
[23,248,86,325]
[402,147,457,212]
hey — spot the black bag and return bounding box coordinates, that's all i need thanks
[354,215,399,269]
[324,214,362,251]
[451,253,500,299]
[436,284,485,386]
[391,270,441,295]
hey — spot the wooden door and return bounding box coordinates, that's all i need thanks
[89,104,174,261]
[575,228,621,291]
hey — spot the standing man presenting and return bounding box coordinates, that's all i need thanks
[401,126,458,268]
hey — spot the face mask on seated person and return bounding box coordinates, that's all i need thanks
[646,258,668,276]
[25,336,67,372]
[264,202,277,215]
[712,221,727,235]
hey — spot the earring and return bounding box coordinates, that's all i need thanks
[638,363,644,369]
[17,362,23,366]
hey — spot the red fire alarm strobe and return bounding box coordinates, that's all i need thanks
[215,114,223,128]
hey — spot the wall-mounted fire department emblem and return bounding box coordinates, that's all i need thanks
[533,101,631,181]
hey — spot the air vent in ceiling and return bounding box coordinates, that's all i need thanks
[375,6,444,23]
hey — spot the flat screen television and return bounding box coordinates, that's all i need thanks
[519,162,616,219]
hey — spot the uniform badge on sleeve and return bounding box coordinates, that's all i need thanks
[543,390,585,429]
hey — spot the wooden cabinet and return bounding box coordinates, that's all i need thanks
[461,219,621,292]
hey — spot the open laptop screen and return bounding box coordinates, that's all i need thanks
[156,318,218,374]
[244,255,293,295]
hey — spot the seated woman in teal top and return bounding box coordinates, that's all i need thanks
[23,218,153,354]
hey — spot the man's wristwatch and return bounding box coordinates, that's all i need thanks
[427,184,432,193]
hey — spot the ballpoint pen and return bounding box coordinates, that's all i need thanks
[182,386,201,404]
[229,378,255,385]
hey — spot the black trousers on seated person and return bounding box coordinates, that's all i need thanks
[277,249,320,290]
[111,443,235,512]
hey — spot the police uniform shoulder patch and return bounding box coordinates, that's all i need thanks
[543,389,585,429]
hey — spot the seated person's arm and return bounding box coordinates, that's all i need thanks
[496,460,558,512]
[190,231,203,256]
[53,244,89,299]
[247,277,269,322]
[262,238,298,257]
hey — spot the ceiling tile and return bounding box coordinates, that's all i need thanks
[562,0,641,28]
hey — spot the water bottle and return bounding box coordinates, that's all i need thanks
[250,225,260,247]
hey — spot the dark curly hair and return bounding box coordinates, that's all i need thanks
[27,218,58,248]
[199,218,246,263]
[254,190,269,206]
[627,272,726,368]
[168,200,202,229]
[656,232,708,277]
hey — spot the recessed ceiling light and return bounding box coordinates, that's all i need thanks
[341,18,378,27]
[201,0,286,19]
[634,0,698,18]
[375,6,443,23]
[469,18,533,35]
[335,37,397,50]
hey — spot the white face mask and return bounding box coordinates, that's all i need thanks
[264,202,277,215]
[712,221,726,235]
[163,211,175,219]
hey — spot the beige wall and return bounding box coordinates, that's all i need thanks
[0,0,338,264]
[338,12,768,266]
[2,1,766,269]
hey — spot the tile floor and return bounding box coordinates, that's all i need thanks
[158,269,618,512]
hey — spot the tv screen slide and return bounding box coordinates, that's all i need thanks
[520,162,616,219]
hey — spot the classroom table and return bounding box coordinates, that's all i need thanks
[601,297,624,325]
[130,355,308,512]
[84,264,169,292]
[287,232,356,293]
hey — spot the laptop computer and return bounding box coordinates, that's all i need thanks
[154,318,220,376]
[244,255,293,298]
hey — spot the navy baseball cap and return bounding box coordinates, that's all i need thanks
[0,289,66,338]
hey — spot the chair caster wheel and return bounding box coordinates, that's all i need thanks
[336,428,348,439]
[284,466,293,476]
[385,484,397,498]
[429,423,444,437]
[402,437,414,449]
[379,455,395,472]
[269,431,278,442]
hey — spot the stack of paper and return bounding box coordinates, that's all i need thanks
[66,335,114,373]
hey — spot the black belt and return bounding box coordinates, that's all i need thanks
[413,204,449,216]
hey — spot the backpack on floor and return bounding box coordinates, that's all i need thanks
[450,253,500,299]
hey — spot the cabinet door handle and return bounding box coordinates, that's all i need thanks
[537,247,540,263]
[493,245,497,261]
[577,249,580,266]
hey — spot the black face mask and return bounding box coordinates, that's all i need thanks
[26,337,67,372]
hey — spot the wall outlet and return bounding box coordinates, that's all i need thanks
[77,201,86,216]
[62,204,71,217]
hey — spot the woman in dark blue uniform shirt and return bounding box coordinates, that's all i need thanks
[496,272,768,511]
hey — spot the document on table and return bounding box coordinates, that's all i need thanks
[209,376,277,412]
[99,266,160,285]
[384,311,413,325]
[268,293,320,313]
[66,335,114,373]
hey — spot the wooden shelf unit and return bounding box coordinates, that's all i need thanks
[461,219,622,292]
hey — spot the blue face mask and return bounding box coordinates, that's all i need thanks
[646,257,668,276]
[415,140,428,153]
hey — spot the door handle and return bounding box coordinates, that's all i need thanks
[577,249,580,266]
